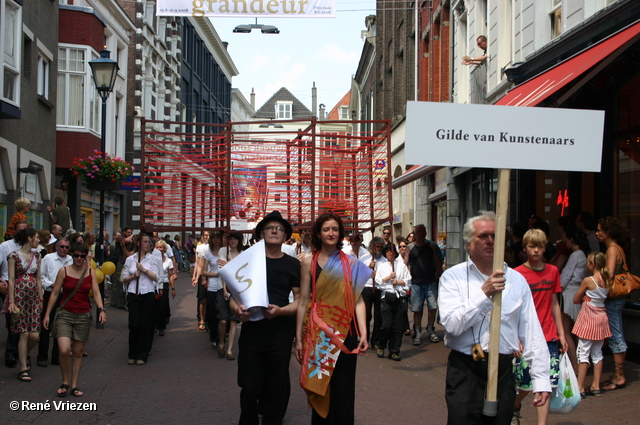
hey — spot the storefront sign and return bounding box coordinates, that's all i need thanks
[406,101,604,172]
[157,0,336,17]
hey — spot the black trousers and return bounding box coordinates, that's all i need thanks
[380,297,408,354]
[155,283,169,331]
[206,291,219,343]
[238,319,293,425]
[37,290,59,363]
[311,328,358,425]
[445,350,516,425]
[363,288,382,347]
[127,292,156,362]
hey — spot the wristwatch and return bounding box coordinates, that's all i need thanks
[98,307,106,313]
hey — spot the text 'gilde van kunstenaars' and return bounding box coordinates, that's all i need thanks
[435,129,575,146]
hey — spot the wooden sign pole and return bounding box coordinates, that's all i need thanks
[483,168,510,417]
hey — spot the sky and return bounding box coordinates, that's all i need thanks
[209,0,377,114]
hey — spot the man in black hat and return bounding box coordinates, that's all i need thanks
[231,211,301,425]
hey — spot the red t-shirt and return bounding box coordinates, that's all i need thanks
[514,263,561,342]
[60,268,93,314]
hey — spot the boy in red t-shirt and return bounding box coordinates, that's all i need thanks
[512,229,568,425]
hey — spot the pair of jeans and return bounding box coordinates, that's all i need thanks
[605,297,628,353]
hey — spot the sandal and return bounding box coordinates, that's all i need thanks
[198,322,206,330]
[601,380,626,391]
[217,344,225,358]
[227,352,236,361]
[71,387,84,397]
[57,384,69,397]
[18,370,31,382]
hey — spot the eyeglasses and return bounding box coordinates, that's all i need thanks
[72,254,87,259]
[383,232,390,235]
[264,225,284,233]
[399,245,407,248]
[58,245,70,249]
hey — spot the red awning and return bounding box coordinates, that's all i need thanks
[391,165,442,189]
[495,20,640,107]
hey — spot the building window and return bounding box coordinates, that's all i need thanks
[339,106,349,120]
[550,1,562,39]
[57,47,86,127]
[2,0,22,105]
[275,101,292,119]
[57,47,101,134]
[37,53,50,99]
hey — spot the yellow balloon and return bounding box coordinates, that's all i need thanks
[90,259,97,270]
[95,269,105,283]
[101,261,116,276]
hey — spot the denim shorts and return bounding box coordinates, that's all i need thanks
[605,297,628,354]
[513,340,560,390]
[410,281,438,312]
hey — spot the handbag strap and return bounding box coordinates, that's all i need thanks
[613,244,630,272]
[59,267,89,310]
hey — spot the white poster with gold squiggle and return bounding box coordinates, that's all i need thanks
[157,0,336,18]
[219,240,269,321]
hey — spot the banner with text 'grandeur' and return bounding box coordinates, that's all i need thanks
[218,240,269,321]
[405,101,604,172]
[157,0,336,17]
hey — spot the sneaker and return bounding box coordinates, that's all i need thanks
[128,359,135,365]
[37,360,48,368]
[428,331,440,343]
[374,345,384,358]
[389,353,401,361]
[413,337,422,346]
[511,407,521,425]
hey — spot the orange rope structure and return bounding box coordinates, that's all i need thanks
[140,118,392,234]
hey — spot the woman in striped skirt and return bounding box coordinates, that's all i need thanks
[572,252,611,398]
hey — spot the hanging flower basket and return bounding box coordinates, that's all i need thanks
[86,179,121,191]
[71,150,134,191]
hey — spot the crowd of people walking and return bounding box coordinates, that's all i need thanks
[0,194,636,425]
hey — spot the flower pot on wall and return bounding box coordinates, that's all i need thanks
[86,179,121,191]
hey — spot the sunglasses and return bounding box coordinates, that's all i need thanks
[72,254,87,259]
[58,245,70,249]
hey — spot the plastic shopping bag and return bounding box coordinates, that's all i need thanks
[550,352,581,413]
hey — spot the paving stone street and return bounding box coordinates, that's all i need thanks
[0,272,638,424]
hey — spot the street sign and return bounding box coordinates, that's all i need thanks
[406,101,605,172]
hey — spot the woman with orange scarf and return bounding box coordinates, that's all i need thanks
[295,213,371,424]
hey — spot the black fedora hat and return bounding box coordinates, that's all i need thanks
[255,211,292,239]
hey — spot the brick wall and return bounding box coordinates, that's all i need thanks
[418,1,450,103]
[59,9,106,51]
[56,131,101,169]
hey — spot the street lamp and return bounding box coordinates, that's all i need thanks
[89,48,118,327]
[233,18,280,34]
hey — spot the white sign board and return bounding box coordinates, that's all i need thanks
[405,101,604,172]
[218,240,269,321]
[157,0,336,17]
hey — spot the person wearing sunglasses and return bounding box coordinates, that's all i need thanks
[43,242,106,397]
[461,35,488,66]
[37,238,73,368]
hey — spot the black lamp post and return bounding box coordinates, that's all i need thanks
[89,48,118,326]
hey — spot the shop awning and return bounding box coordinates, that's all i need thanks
[391,165,441,189]
[495,20,640,107]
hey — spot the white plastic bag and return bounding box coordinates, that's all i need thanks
[550,352,581,413]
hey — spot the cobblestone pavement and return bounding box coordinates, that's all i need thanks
[0,272,638,424]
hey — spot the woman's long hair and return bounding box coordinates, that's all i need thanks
[311,212,345,251]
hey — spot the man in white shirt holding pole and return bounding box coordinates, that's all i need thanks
[439,211,550,424]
